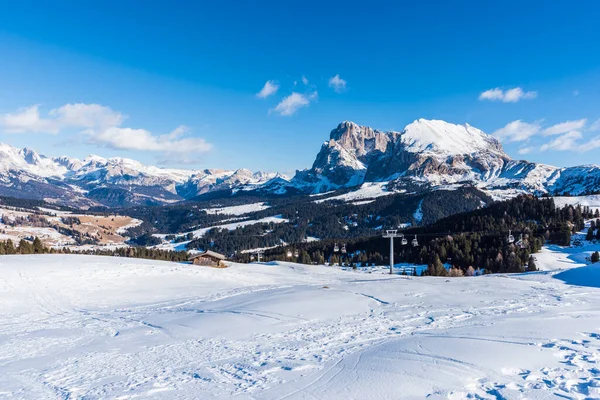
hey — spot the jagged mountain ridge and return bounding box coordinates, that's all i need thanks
[289,120,600,197]
[0,119,599,208]
[0,143,281,207]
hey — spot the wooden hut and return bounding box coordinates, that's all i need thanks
[188,250,227,268]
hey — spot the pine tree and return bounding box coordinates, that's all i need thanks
[18,239,32,254]
[592,251,600,263]
[32,237,44,254]
[586,227,595,241]
[527,255,537,271]
[427,254,447,276]
[5,240,15,254]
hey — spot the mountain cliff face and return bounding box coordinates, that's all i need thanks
[290,120,600,197]
[292,120,511,190]
[0,119,598,208]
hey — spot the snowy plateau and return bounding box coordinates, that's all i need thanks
[2,228,600,399]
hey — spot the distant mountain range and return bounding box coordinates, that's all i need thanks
[0,119,599,208]
[0,143,282,207]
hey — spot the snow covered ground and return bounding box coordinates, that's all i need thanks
[553,194,600,212]
[203,202,271,216]
[313,182,397,204]
[152,215,289,246]
[1,247,600,399]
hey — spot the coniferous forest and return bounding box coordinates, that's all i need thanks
[4,193,597,276]
[234,196,594,275]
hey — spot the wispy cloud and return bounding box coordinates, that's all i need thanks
[88,125,211,155]
[534,118,600,152]
[1,105,60,134]
[492,120,542,142]
[518,147,533,155]
[256,80,280,99]
[328,74,347,93]
[579,136,600,152]
[543,119,587,136]
[479,87,537,103]
[301,76,309,85]
[589,118,600,132]
[540,131,582,151]
[270,92,318,116]
[1,103,212,160]
[1,104,123,134]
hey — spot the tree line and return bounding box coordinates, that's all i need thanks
[0,237,188,262]
[241,196,593,275]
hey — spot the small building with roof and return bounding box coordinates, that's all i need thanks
[188,250,227,268]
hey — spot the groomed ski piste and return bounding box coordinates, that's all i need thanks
[1,228,600,398]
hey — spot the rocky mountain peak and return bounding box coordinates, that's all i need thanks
[295,119,516,192]
[19,147,43,166]
[327,121,396,159]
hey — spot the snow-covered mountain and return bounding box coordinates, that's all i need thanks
[289,120,600,198]
[0,143,282,207]
[0,119,599,208]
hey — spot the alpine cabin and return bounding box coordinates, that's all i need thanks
[188,250,227,268]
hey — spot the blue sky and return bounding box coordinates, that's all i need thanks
[0,1,599,173]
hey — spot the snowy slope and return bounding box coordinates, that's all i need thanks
[400,118,505,156]
[203,202,271,215]
[553,194,600,212]
[1,250,600,399]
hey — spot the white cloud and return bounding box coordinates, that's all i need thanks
[543,119,587,136]
[479,88,504,101]
[1,103,124,134]
[270,92,317,116]
[579,136,600,152]
[328,74,347,93]
[540,131,582,151]
[518,147,533,155]
[301,76,309,85]
[88,125,211,154]
[50,103,124,129]
[492,120,542,142]
[589,118,600,132]
[479,87,537,103]
[1,105,60,133]
[1,103,212,158]
[256,80,280,99]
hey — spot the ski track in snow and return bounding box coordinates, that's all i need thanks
[0,251,599,399]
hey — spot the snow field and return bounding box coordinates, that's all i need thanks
[0,250,599,399]
[203,202,271,216]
